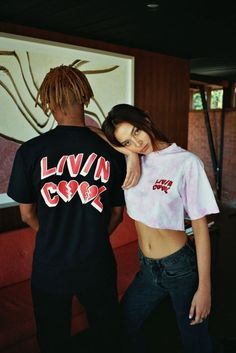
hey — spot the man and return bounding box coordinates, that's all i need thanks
[7,65,127,353]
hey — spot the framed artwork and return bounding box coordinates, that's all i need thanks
[0,32,134,208]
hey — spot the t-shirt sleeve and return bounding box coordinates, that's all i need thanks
[110,153,126,207]
[7,147,36,204]
[181,155,219,220]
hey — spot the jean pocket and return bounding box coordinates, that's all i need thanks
[164,255,197,279]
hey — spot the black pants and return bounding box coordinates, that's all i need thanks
[31,271,121,353]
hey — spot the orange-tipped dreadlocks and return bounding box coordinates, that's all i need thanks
[35,65,94,114]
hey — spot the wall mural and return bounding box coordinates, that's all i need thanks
[0,33,134,207]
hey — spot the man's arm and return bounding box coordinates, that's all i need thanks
[19,203,39,231]
[108,206,124,235]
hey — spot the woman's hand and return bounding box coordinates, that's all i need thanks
[189,286,211,325]
[122,153,141,189]
[88,126,141,189]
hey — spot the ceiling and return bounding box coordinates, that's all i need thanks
[1,0,236,81]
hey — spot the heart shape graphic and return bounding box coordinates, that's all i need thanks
[78,181,98,204]
[57,180,79,202]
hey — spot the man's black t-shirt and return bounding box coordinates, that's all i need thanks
[7,126,126,293]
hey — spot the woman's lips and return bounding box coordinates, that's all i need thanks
[140,144,148,153]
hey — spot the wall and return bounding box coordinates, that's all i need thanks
[0,22,190,232]
[0,22,190,146]
[188,109,236,203]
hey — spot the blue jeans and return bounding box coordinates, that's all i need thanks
[121,240,213,353]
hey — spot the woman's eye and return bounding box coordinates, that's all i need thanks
[123,141,130,147]
[134,128,140,135]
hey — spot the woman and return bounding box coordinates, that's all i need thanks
[102,104,219,353]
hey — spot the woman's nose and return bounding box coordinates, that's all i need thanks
[134,139,142,147]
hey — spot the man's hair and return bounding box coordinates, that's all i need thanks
[36,65,94,114]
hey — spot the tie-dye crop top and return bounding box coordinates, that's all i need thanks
[124,143,219,230]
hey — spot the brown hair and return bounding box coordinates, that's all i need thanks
[102,104,169,147]
[35,65,93,114]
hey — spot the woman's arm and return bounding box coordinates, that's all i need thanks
[189,216,212,325]
[89,126,140,189]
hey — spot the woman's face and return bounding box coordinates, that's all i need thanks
[114,122,154,154]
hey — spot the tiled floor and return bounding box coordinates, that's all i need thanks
[72,202,236,353]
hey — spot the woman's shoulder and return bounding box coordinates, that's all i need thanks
[172,144,202,163]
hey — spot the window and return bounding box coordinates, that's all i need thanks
[190,86,223,110]
[233,84,236,108]
[210,89,223,109]
[192,92,203,110]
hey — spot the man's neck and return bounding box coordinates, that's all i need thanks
[58,118,85,127]
[53,104,85,126]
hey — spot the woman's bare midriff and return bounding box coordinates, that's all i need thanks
[135,221,188,259]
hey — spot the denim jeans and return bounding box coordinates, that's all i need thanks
[121,240,213,353]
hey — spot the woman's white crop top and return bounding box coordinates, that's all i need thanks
[124,143,219,230]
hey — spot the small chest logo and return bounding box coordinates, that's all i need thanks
[152,179,173,194]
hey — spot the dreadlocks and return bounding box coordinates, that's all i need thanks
[36,65,94,114]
